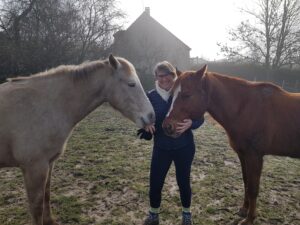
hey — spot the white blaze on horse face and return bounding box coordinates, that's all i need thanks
[167,84,181,117]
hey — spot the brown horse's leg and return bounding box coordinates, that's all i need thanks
[237,153,249,217]
[238,154,263,225]
[43,163,60,225]
[22,162,49,225]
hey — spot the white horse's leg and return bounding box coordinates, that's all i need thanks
[43,162,60,225]
[22,162,49,225]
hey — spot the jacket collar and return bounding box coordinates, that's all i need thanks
[155,81,171,102]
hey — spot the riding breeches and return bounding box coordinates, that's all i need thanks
[149,144,195,208]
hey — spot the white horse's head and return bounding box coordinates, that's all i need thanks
[105,55,155,128]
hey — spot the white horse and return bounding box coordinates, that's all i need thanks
[0,54,155,225]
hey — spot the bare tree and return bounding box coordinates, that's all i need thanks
[0,0,124,78]
[0,0,37,74]
[219,0,300,70]
[74,0,124,62]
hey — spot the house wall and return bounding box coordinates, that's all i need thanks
[112,12,190,75]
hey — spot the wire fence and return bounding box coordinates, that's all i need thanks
[252,78,300,93]
[276,80,300,92]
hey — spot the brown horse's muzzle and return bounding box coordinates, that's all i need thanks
[162,118,180,138]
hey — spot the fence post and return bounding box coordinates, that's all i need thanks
[282,80,285,89]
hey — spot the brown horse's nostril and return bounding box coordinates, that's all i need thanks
[163,123,174,136]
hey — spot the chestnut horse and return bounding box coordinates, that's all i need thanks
[163,65,300,225]
[0,55,155,225]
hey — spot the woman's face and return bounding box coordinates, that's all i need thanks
[156,71,175,91]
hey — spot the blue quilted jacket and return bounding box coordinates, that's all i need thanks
[147,89,204,150]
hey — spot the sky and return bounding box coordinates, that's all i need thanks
[118,0,252,60]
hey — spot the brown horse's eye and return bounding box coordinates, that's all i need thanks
[181,93,191,98]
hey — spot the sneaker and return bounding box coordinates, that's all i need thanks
[143,211,159,225]
[182,212,192,225]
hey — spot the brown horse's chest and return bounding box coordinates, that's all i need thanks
[0,140,18,167]
[228,130,267,155]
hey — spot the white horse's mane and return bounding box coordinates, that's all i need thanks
[8,60,108,82]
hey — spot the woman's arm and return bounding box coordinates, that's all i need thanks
[176,117,204,135]
[190,117,204,130]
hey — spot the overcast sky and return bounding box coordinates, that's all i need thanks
[118,0,253,60]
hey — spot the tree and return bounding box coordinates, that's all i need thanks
[73,0,124,63]
[0,0,124,78]
[0,0,37,75]
[219,0,300,70]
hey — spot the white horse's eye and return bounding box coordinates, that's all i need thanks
[128,82,136,87]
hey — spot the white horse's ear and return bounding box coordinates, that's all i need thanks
[109,54,120,70]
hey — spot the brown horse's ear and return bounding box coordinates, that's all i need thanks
[109,54,120,70]
[175,67,182,77]
[195,64,208,77]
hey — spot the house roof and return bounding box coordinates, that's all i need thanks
[124,8,191,51]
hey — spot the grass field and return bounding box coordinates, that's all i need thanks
[0,105,299,225]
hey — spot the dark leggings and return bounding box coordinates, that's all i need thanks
[149,144,195,208]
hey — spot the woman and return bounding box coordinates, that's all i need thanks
[138,61,204,225]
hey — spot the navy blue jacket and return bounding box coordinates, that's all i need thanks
[147,89,204,150]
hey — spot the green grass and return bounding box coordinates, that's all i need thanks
[0,105,299,225]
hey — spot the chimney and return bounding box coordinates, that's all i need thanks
[145,7,150,15]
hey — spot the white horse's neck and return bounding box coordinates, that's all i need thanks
[64,68,112,126]
[29,63,112,127]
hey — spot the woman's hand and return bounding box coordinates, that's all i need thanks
[144,124,156,135]
[176,119,192,135]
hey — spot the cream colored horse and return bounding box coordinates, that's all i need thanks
[0,55,155,225]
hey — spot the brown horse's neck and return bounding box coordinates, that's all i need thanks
[206,73,249,133]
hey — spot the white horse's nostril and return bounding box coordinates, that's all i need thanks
[141,117,146,127]
[148,112,155,123]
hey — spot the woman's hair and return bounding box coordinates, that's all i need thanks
[153,61,176,77]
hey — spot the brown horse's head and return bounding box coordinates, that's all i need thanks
[163,65,208,138]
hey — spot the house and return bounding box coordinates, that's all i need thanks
[111,7,191,75]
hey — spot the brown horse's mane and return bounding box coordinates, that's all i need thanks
[8,60,108,83]
[173,70,287,97]
[207,71,287,94]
